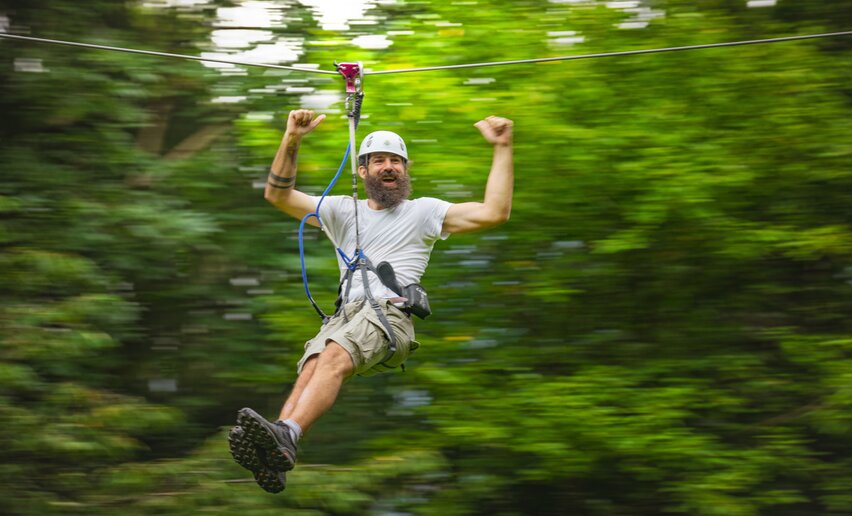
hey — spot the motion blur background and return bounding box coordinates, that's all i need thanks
[1,0,851,513]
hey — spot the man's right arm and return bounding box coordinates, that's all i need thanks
[264,109,326,226]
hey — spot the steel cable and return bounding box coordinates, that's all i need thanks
[0,33,339,74]
[1,31,849,76]
[367,31,852,75]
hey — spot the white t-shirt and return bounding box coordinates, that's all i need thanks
[314,195,452,301]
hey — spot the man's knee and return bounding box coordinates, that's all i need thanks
[318,341,355,378]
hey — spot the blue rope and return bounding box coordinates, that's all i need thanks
[299,144,352,314]
[336,248,356,269]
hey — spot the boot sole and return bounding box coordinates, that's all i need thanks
[253,467,286,494]
[236,407,296,472]
[228,425,285,493]
[228,425,263,471]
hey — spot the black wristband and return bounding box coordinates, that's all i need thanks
[267,182,294,190]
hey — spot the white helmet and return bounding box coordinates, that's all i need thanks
[358,130,408,160]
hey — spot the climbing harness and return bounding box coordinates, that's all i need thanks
[297,62,414,372]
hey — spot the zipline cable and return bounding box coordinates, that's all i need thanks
[368,30,852,75]
[0,33,338,74]
[1,30,850,75]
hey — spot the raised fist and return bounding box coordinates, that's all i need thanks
[286,109,325,136]
[474,116,513,146]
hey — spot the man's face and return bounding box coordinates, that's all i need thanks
[360,152,411,209]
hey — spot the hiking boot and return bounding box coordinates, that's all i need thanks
[236,407,297,472]
[228,425,286,493]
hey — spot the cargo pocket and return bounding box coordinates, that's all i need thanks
[359,303,416,376]
[342,314,383,369]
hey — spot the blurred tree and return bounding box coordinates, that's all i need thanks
[0,0,255,511]
[1,0,850,514]
[251,0,851,513]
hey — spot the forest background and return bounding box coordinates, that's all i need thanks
[1,0,850,514]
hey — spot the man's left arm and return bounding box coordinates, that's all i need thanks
[442,116,514,234]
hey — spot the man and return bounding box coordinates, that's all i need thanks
[229,109,514,493]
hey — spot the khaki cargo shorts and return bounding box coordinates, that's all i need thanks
[297,298,419,376]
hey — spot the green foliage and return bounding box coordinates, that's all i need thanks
[1,0,850,514]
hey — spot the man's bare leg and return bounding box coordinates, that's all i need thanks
[229,358,323,493]
[286,341,354,434]
[231,340,354,481]
[279,355,318,420]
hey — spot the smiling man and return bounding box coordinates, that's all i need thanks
[228,109,514,493]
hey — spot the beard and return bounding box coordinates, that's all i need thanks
[363,171,412,209]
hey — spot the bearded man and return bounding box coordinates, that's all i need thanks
[229,109,514,493]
